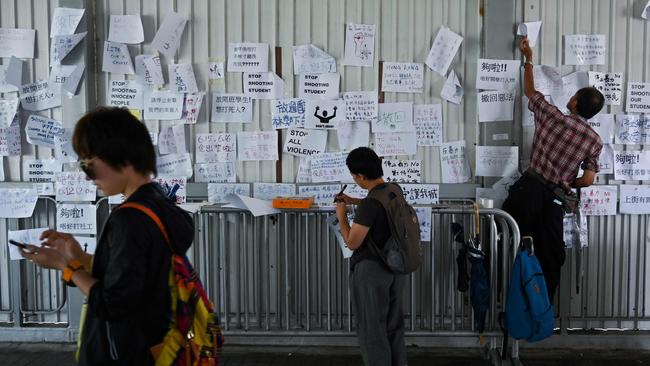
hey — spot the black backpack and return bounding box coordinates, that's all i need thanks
[366,183,423,274]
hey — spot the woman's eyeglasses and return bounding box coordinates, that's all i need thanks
[78,158,96,180]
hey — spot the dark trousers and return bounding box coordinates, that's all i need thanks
[502,174,566,302]
[351,260,407,366]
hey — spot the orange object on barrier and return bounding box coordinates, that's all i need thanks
[272,197,315,209]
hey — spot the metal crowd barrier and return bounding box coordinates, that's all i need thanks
[10,196,650,352]
[191,203,520,349]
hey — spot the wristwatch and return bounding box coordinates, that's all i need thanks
[62,259,84,286]
[524,60,534,67]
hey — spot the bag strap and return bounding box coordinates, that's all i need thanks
[119,202,173,252]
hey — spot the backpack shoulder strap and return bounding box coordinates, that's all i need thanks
[119,202,173,251]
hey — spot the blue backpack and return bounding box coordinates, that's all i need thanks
[504,244,554,342]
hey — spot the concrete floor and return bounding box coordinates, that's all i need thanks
[1,343,650,365]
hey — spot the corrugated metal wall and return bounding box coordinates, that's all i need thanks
[0,0,89,181]
[92,0,481,183]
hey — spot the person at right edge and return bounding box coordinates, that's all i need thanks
[503,37,604,303]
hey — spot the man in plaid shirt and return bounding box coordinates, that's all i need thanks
[503,38,604,302]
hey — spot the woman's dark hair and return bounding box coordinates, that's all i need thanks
[345,147,383,179]
[575,87,605,120]
[72,107,157,176]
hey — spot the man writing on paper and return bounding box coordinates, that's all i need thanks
[503,38,604,302]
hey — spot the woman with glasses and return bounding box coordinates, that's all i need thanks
[20,107,195,365]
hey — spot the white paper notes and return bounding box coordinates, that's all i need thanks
[208,184,250,203]
[195,162,236,183]
[51,8,84,37]
[475,146,519,177]
[589,72,623,105]
[103,41,134,74]
[51,32,86,65]
[381,62,424,93]
[144,90,183,120]
[108,15,144,44]
[57,203,96,235]
[20,80,62,111]
[426,26,463,76]
[311,152,351,183]
[441,70,464,105]
[157,153,193,178]
[344,91,378,122]
[0,28,36,58]
[228,42,269,72]
[152,12,187,58]
[564,35,607,65]
[237,131,278,161]
[283,128,327,158]
[478,91,515,122]
[108,80,143,109]
[440,140,471,183]
[135,55,164,86]
[374,102,413,133]
[383,159,421,183]
[343,23,376,67]
[0,188,38,218]
[614,114,650,145]
[413,104,443,146]
[626,82,650,114]
[293,44,336,74]
[477,59,520,90]
[55,171,96,201]
[195,133,236,163]
[211,94,253,123]
[580,185,617,216]
[374,132,417,157]
[304,100,345,129]
[243,72,284,99]
[614,150,650,180]
[168,63,198,93]
[0,98,19,128]
[271,98,305,129]
[253,183,296,201]
[25,115,64,149]
[298,73,340,100]
[620,185,650,214]
[337,121,370,151]
[516,21,542,47]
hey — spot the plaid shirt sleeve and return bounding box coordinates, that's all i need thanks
[528,91,562,127]
[581,139,603,173]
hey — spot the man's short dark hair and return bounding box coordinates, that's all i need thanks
[345,147,383,179]
[72,107,157,176]
[575,87,605,120]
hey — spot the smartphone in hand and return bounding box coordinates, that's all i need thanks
[9,239,29,249]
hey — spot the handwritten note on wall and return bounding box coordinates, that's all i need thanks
[310,152,352,183]
[373,102,413,133]
[344,91,377,122]
[194,162,236,183]
[425,26,463,76]
[195,133,236,163]
[475,146,518,177]
[237,131,278,161]
[382,159,421,183]
[440,140,471,183]
[413,104,443,146]
[619,185,650,214]
[476,59,520,90]
[271,98,306,129]
[55,172,96,201]
[211,94,253,123]
[298,184,341,207]
[374,132,417,157]
[381,62,424,93]
[228,42,269,72]
[564,34,606,65]
[343,23,376,67]
[580,185,617,216]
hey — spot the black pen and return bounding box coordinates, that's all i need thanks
[334,184,348,203]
